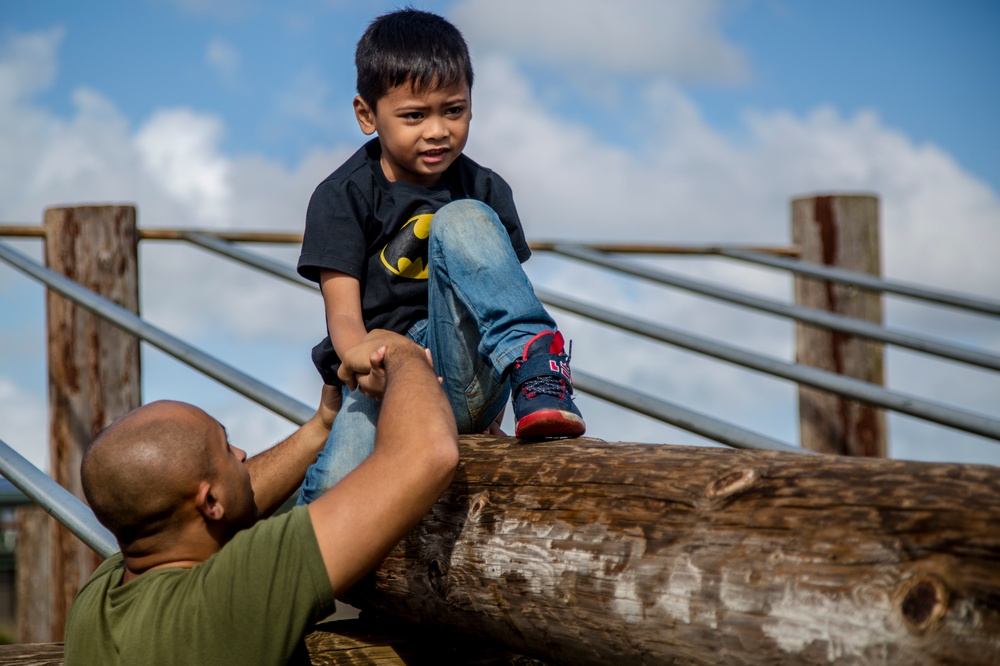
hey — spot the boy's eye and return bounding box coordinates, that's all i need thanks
[445,106,465,116]
[403,112,424,120]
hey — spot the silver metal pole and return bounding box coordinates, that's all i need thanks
[552,244,1000,372]
[0,240,314,425]
[184,232,317,290]
[571,370,805,454]
[0,437,117,559]
[536,287,1000,442]
[719,248,1000,317]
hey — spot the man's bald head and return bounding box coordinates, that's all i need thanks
[82,401,219,547]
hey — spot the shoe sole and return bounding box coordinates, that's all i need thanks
[515,410,586,439]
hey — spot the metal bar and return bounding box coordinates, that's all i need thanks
[184,232,317,290]
[0,241,314,426]
[551,244,1000,372]
[0,224,800,256]
[571,370,805,454]
[536,286,1000,442]
[0,437,117,558]
[719,248,1000,317]
[532,241,800,256]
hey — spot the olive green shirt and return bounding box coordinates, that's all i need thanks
[65,507,336,665]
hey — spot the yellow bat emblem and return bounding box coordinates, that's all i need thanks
[380,212,433,279]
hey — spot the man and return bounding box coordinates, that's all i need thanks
[64,330,459,665]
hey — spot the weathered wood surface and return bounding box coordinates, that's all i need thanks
[305,617,546,665]
[0,642,63,666]
[40,205,141,641]
[14,507,50,645]
[793,194,887,457]
[345,436,1000,665]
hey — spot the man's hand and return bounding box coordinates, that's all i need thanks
[338,330,435,399]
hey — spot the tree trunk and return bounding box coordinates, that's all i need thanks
[346,436,1000,665]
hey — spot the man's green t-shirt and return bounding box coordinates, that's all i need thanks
[64,506,336,665]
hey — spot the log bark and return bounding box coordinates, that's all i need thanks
[42,205,141,640]
[345,436,1000,666]
[792,194,886,456]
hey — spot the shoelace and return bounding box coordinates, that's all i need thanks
[522,375,570,399]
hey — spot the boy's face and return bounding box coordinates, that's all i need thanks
[354,79,471,187]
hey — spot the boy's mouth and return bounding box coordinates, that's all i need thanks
[420,147,449,164]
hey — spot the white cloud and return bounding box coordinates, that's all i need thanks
[0,26,62,105]
[0,378,48,472]
[451,0,747,82]
[206,37,241,85]
[135,108,232,224]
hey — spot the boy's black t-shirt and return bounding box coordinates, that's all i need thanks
[298,138,531,384]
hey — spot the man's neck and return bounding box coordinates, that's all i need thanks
[121,557,202,584]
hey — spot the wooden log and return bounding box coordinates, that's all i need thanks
[41,205,141,640]
[0,642,64,666]
[345,436,1000,666]
[792,194,886,456]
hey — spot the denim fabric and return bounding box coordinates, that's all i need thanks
[298,200,555,503]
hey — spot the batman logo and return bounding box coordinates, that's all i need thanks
[380,212,433,279]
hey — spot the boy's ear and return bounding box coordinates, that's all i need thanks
[354,96,377,136]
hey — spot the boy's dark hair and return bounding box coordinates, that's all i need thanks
[356,8,474,110]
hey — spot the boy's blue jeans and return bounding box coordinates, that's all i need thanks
[298,200,556,504]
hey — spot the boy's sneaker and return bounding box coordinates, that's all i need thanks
[510,330,586,439]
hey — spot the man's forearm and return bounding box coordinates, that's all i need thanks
[246,415,330,518]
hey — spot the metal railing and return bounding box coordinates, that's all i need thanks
[1,223,998,560]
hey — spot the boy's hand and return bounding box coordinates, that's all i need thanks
[338,331,438,399]
[338,330,402,399]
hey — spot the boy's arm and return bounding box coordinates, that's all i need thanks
[307,330,459,596]
[320,269,386,395]
[245,383,342,518]
[320,269,368,353]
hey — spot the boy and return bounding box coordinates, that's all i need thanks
[296,8,584,503]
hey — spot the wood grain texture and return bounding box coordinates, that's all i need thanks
[0,642,64,666]
[42,205,141,640]
[14,508,49,645]
[792,194,886,457]
[345,436,1000,665]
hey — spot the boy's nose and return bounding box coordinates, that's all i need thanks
[424,117,449,141]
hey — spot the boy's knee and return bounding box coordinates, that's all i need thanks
[431,200,503,245]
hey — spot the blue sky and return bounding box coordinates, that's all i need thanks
[7,1,999,185]
[1,0,999,471]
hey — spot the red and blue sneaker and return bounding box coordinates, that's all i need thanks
[510,330,586,439]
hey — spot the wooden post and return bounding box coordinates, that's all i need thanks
[14,506,50,644]
[345,436,1000,666]
[38,204,140,640]
[792,194,886,456]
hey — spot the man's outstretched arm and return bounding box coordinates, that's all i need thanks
[308,330,459,596]
[245,383,342,518]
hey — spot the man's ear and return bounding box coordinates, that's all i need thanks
[195,481,225,522]
[354,95,377,136]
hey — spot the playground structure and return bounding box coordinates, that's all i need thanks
[0,195,998,664]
